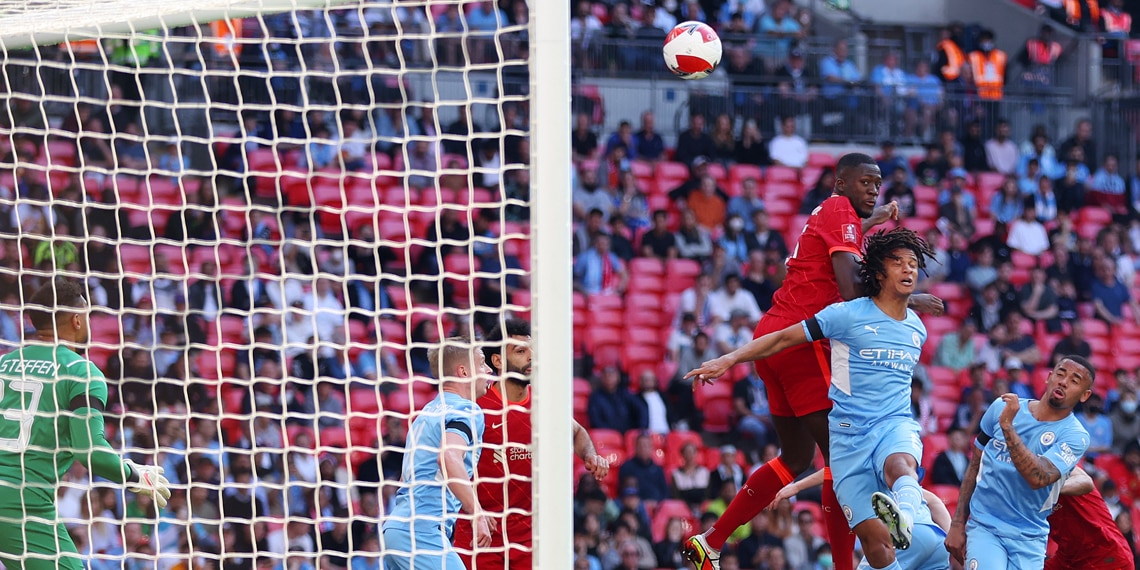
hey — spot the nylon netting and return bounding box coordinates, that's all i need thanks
[0,0,532,567]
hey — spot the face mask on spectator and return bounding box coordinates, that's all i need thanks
[980,42,994,52]
[1122,399,1138,414]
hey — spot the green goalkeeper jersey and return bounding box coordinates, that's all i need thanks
[0,344,108,517]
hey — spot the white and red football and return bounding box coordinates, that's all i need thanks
[663,21,722,80]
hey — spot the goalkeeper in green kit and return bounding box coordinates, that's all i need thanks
[0,277,170,569]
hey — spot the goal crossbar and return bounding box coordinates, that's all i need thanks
[0,0,354,50]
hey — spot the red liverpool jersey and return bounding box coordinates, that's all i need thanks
[763,194,863,327]
[475,383,534,538]
[1047,488,1135,569]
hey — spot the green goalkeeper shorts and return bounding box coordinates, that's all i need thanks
[0,517,84,570]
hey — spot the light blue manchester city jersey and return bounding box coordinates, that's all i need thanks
[383,392,485,537]
[806,297,926,431]
[971,397,1089,541]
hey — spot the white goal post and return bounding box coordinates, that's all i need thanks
[0,0,571,568]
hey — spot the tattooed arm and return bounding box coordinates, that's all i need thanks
[997,394,1062,490]
[945,449,982,564]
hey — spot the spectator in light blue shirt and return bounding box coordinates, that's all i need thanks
[718,0,766,30]
[1089,154,1127,196]
[466,0,506,34]
[909,60,943,107]
[1018,158,1041,195]
[574,233,628,295]
[756,0,801,61]
[870,52,910,98]
[990,176,1024,224]
[938,168,977,210]
[1077,393,1114,460]
[818,38,863,99]
[1018,133,1062,179]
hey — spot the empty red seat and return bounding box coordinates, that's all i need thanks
[629,257,665,276]
[729,164,762,182]
[807,152,835,168]
[656,161,690,179]
[767,166,799,183]
[701,397,735,434]
[318,426,349,448]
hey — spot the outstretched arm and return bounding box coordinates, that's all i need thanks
[766,469,825,511]
[685,323,809,385]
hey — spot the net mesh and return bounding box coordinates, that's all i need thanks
[0,0,532,567]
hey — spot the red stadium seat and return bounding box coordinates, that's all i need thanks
[706,162,727,183]
[692,377,734,408]
[767,166,799,183]
[629,257,666,276]
[729,164,762,183]
[588,293,625,312]
[318,426,349,449]
[926,366,957,388]
[923,317,959,336]
[921,433,949,479]
[589,428,626,495]
[701,397,735,434]
[656,161,690,179]
[665,431,704,461]
[651,499,697,542]
[808,152,835,168]
[624,431,666,465]
[927,484,960,513]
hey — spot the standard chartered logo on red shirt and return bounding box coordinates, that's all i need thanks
[492,444,534,464]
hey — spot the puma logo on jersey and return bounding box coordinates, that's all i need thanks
[864,325,880,335]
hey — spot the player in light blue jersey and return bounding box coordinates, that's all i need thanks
[382,337,494,570]
[944,356,1094,570]
[688,228,942,570]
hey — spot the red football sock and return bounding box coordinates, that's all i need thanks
[822,467,855,570]
[705,457,796,550]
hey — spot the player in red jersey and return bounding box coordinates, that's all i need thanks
[1046,467,1135,570]
[683,153,944,570]
[452,318,609,569]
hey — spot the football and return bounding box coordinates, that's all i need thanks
[663,21,722,80]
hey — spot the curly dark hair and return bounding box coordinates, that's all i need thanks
[859,227,936,298]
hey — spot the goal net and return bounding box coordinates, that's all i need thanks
[0,0,570,568]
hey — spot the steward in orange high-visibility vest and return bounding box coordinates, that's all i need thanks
[1102,0,1132,35]
[968,31,1007,100]
[1024,35,1062,66]
[934,24,966,82]
[210,18,244,59]
[1065,0,1101,31]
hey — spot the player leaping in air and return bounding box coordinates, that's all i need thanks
[687,228,942,570]
[682,154,943,570]
[452,318,610,569]
[944,356,1095,570]
[0,277,170,570]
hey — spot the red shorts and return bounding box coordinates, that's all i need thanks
[753,318,832,417]
[1045,550,1134,570]
[453,518,532,569]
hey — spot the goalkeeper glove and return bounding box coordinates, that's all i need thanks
[124,459,172,509]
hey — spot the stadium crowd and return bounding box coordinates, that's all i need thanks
[0,0,1137,569]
